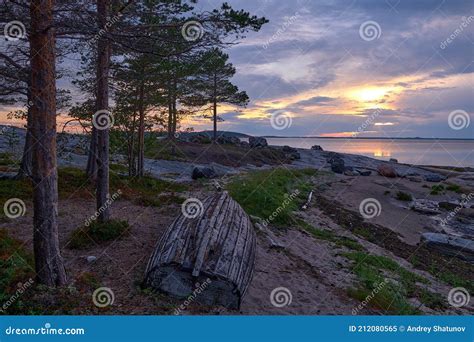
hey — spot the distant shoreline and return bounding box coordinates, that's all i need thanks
[263,136,474,141]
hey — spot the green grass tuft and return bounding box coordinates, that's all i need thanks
[396,191,412,201]
[227,168,316,227]
[68,220,130,249]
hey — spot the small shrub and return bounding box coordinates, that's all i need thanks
[68,220,130,249]
[446,184,462,193]
[430,185,445,195]
[396,191,412,201]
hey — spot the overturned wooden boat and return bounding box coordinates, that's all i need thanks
[144,191,256,309]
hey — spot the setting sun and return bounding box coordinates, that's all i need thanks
[351,87,388,102]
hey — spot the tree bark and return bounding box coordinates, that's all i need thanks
[96,0,111,222]
[128,110,137,177]
[137,83,145,177]
[86,126,98,180]
[213,73,217,142]
[29,0,67,286]
[16,105,33,179]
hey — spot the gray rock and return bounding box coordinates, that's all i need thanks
[249,136,268,148]
[344,170,359,176]
[408,176,422,183]
[424,174,447,182]
[438,202,458,211]
[330,157,345,174]
[217,136,241,145]
[421,233,474,262]
[192,166,218,180]
[311,145,323,151]
[86,256,97,263]
[389,158,398,163]
[357,170,372,176]
[411,199,440,215]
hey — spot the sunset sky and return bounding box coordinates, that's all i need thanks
[189,0,474,138]
[1,0,473,138]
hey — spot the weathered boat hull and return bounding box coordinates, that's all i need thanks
[144,191,256,309]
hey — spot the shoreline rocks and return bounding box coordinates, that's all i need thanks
[249,136,268,148]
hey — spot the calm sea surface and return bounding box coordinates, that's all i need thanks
[265,138,474,167]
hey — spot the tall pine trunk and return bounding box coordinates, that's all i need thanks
[96,0,111,222]
[212,74,217,142]
[29,0,67,286]
[137,83,145,177]
[86,127,98,180]
[16,105,33,179]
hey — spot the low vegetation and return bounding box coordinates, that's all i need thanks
[0,229,34,314]
[227,168,316,227]
[396,191,412,201]
[68,220,130,249]
[343,252,445,314]
[300,221,365,251]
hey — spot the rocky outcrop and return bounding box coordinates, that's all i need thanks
[217,136,241,145]
[192,166,218,180]
[249,136,268,148]
[421,233,474,262]
[311,145,323,151]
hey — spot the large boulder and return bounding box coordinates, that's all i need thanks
[249,136,268,148]
[424,174,447,182]
[192,166,217,180]
[377,164,397,178]
[330,157,345,174]
[311,145,323,151]
[282,146,300,160]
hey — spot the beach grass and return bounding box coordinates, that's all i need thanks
[227,168,315,227]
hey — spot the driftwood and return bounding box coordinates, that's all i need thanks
[144,191,256,309]
[301,190,313,210]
